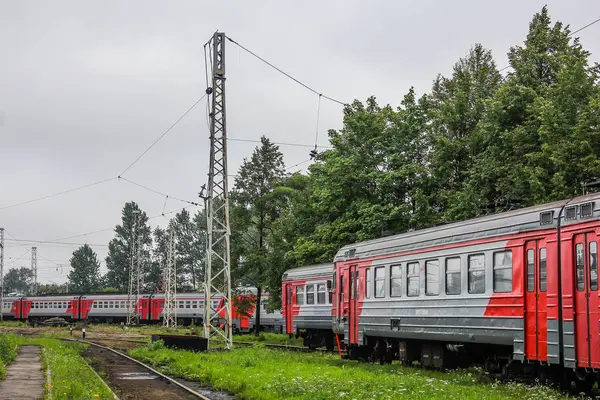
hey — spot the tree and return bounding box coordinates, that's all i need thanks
[37,283,66,294]
[104,202,152,291]
[170,209,203,291]
[67,244,102,292]
[2,267,34,295]
[463,6,600,212]
[231,136,286,333]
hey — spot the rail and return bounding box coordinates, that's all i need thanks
[61,338,212,400]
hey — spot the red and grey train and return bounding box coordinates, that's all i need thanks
[1,291,282,333]
[283,193,600,381]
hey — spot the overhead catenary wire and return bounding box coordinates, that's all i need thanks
[118,177,200,206]
[225,35,347,106]
[228,137,332,149]
[119,94,208,177]
[0,177,117,211]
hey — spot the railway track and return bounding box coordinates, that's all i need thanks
[62,338,232,400]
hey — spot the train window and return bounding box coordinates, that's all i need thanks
[576,243,585,291]
[317,284,326,304]
[365,268,372,299]
[178,301,184,308]
[445,257,461,295]
[539,248,547,292]
[390,265,402,297]
[374,267,385,298]
[185,301,191,309]
[339,275,344,303]
[192,301,198,309]
[425,260,440,296]
[109,301,114,308]
[527,249,535,292]
[58,302,62,309]
[306,285,315,304]
[493,251,513,293]
[590,242,598,291]
[407,262,420,297]
[468,254,485,294]
[296,286,305,305]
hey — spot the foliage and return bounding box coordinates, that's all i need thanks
[2,267,34,295]
[231,136,287,331]
[0,333,19,379]
[104,202,152,291]
[130,343,567,400]
[37,283,67,295]
[67,244,102,292]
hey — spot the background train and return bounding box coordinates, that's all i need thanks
[283,193,600,383]
[0,291,283,333]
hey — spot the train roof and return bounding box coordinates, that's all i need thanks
[282,263,333,281]
[334,193,600,262]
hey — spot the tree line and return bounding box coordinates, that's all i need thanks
[3,8,600,313]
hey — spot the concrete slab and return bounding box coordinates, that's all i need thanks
[0,345,45,400]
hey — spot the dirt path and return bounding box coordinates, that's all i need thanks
[0,346,45,400]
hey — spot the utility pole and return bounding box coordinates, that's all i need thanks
[0,228,4,322]
[204,31,233,349]
[163,229,177,328]
[127,210,140,325]
[31,247,37,295]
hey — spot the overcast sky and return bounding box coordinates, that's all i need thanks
[0,0,599,285]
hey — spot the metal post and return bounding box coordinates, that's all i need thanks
[163,229,177,328]
[204,31,232,349]
[127,210,140,325]
[0,228,4,322]
[31,247,37,295]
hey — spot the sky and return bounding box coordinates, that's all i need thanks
[0,0,599,285]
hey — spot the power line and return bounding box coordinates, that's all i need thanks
[4,239,108,247]
[499,15,600,73]
[228,137,332,149]
[119,94,208,177]
[0,177,117,211]
[118,177,200,206]
[225,35,347,106]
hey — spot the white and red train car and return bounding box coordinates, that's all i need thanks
[1,291,282,332]
[282,263,334,349]
[329,193,600,381]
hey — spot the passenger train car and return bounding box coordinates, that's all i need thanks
[328,193,600,380]
[0,291,282,333]
[282,263,334,349]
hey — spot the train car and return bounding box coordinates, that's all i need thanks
[150,292,207,326]
[83,293,138,323]
[22,295,81,322]
[330,193,600,382]
[282,263,334,350]
[0,296,21,320]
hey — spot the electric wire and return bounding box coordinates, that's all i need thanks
[118,177,200,206]
[228,137,332,149]
[0,177,117,211]
[225,35,346,106]
[119,94,208,177]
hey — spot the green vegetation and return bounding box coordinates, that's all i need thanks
[233,332,303,346]
[0,321,29,328]
[0,333,114,399]
[130,341,566,400]
[0,333,19,379]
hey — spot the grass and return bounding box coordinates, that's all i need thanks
[0,321,29,328]
[0,333,19,379]
[233,332,304,346]
[129,341,568,400]
[0,333,115,399]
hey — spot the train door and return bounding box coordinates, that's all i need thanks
[341,264,359,345]
[284,284,293,334]
[524,240,548,361]
[573,233,600,368]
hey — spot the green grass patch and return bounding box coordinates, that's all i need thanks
[0,321,29,328]
[0,333,20,379]
[130,341,568,400]
[233,332,303,346]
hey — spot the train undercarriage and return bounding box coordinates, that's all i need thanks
[340,335,600,394]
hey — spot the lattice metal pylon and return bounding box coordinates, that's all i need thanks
[0,228,4,322]
[204,31,233,349]
[127,211,140,325]
[31,247,37,295]
[163,229,177,328]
